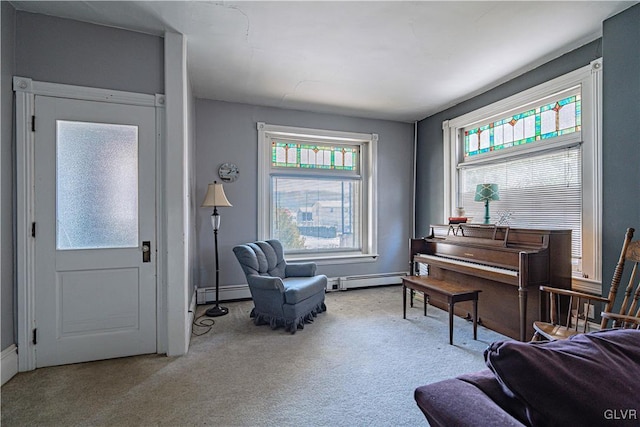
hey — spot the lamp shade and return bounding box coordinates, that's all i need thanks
[201,182,233,208]
[474,184,500,202]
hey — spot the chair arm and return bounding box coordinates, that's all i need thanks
[247,274,285,292]
[285,262,317,277]
[539,286,610,303]
[601,312,640,326]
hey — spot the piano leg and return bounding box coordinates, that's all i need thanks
[518,287,528,342]
[518,251,530,342]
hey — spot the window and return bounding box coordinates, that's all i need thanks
[57,120,139,250]
[463,91,581,158]
[443,60,602,292]
[258,123,378,262]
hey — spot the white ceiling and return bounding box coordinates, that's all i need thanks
[10,1,637,122]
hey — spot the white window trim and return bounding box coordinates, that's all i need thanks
[257,122,378,264]
[443,59,602,292]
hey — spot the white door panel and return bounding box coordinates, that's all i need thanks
[34,96,156,367]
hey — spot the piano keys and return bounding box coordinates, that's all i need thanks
[410,224,572,341]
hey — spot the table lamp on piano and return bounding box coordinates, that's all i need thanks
[474,183,499,224]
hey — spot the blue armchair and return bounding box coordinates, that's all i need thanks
[233,239,327,333]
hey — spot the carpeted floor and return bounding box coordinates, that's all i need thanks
[1,285,509,426]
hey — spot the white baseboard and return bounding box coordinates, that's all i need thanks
[1,344,19,386]
[196,284,252,304]
[196,272,406,304]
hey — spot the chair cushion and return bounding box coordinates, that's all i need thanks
[282,276,327,304]
[234,241,287,278]
[255,240,286,278]
[484,329,640,427]
[233,244,261,276]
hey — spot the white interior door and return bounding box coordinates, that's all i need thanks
[34,95,157,368]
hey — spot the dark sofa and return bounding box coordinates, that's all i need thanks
[415,329,640,426]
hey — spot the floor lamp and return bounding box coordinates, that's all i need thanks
[201,181,233,317]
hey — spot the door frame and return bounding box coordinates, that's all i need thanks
[13,77,166,371]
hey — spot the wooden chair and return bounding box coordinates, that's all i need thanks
[533,227,640,341]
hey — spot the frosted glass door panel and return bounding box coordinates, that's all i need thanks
[57,121,139,250]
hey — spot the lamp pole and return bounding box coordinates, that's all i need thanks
[206,206,228,317]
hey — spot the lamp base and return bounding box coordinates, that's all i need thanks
[483,199,491,224]
[205,305,229,317]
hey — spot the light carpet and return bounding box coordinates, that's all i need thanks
[1,285,509,426]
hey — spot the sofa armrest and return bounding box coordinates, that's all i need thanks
[285,262,316,277]
[415,379,525,427]
[247,274,285,292]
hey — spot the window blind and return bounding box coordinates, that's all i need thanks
[460,146,582,266]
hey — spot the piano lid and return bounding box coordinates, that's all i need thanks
[428,223,556,251]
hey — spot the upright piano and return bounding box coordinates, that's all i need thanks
[410,224,572,341]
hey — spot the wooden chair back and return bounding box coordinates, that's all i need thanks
[600,227,640,329]
[533,227,639,341]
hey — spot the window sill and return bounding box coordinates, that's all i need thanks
[286,253,379,265]
[572,275,602,295]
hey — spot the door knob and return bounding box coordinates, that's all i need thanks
[142,241,151,263]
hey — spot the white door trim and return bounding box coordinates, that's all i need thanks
[13,76,166,371]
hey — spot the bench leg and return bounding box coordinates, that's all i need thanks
[423,293,427,316]
[403,284,407,319]
[448,302,454,345]
[473,298,478,340]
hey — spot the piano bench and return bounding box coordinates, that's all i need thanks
[402,275,481,345]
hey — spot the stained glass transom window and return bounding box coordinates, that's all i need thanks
[464,94,581,157]
[272,141,358,171]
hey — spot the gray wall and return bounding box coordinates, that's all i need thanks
[195,100,415,290]
[416,3,640,299]
[15,11,163,95]
[3,11,165,352]
[1,1,16,352]
[416,38,602,234]
[602,4,640,298]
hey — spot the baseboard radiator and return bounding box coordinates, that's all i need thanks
[336,272,405,290]
[196,272,407,304]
